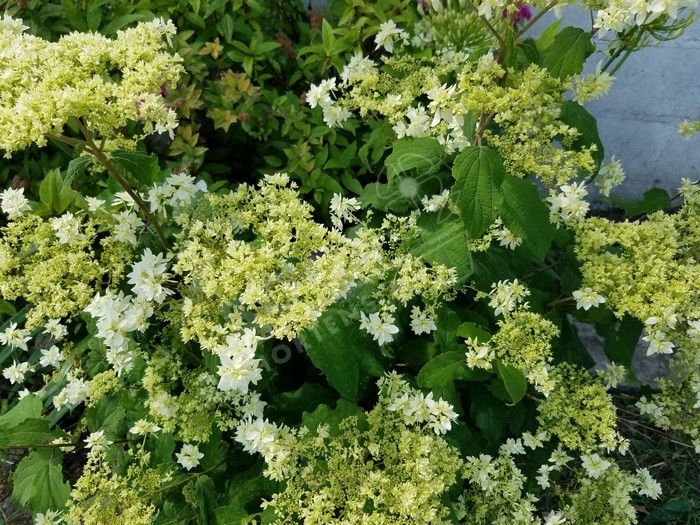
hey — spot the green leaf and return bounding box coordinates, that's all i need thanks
[214,505,249,525]
[495,361,527,404]
[559,100,604,167]
[64,156,92,185]
[86,395,126,438]
[541,26,595,79]
[411,212,472,284]
[609,188,672,218]
[417,351,489,388]
[101,13,155,35]
[0,419,65,448]
[196,475,217,525]
[39,170,75,214]
[302,399,365,436]
[500,176,555,260]
[470,387,506,445]
[456,322,491,342]
[385,137,445,181]
[536,19,562,52]
[359,170,444,213]
[298,305,385,401]
[450,146,505,238]
[12,449,70,514]
[110,150,159,185]
[0,395,42,428]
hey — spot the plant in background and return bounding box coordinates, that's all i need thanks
[0,0,698,523]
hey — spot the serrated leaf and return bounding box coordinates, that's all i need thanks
[359,170,444,212]
[0,395,42,428]
[86,395,126,438]
[411,212,472,284]
[456,322,491,343]
[196,475,217,525]
[609,188,672,217]
[559,100,604,167]
[0,419,66,448]
[64,156,92,185]
[12,449,70,514]
[417,351,489,388]
[450,146,505,238]
[541,26,595,79]
[298,305,385,401]
[500,176,555,260]
[385,137,445,181]
[110,150,159,185]
[495,361,527,404]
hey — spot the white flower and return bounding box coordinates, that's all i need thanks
[425,395,458,435]
[465,337,494,370]
[307,78,336,109]
[127,248,173,303]
[329,193,360,230]
[580,453,611,478]
[359,312,399,346]
[150,391,179,419]
[500,438,526,456]
[537,464,554,489]
[596,156,625,196]
[3,360,30,384]
[522,431,548,449]
[488,279,529,316]
[235,418,277,457]
[410,306,436,335]
[572,287,606,310]
[113,210,144,244]
[85,196,105,212]
[636,467,662,499]
[374,20,408,53]
[53,377,88,410]
[322,104,352,128]
[549,447,573,468]
[477,0,507,18]
[50,212,85,245]
[129,419,161,436]
[340,53,376,85]
[0,321,31,351]
[165,172,207,207]
[39,345,65,368]
[547,182,590,226]
[34,510,64,525]
[0,187,30,218]
[84,430,112,450]
[175,443,203,470]
[642,330,675,355]
[543,511,567,525]
[217,346,262,394]
[44,318,68,341]
[420,190,450,212]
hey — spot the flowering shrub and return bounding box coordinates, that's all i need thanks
[0,0,698,524]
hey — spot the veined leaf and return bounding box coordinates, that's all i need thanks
[450,146,505,238]
[385,137,445,181]
[12,449,70,514]
[417,351,489,388]
[541,26,594,79]
[495,361,527,404]
[560,100,604,167]
[500,176,555,260]
[411,212,472,284]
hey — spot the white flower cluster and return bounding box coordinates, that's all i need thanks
[329,193,360,231]
[420,189,450,212]
[547,182,590,226]
[175,443,204,470]
[148,172,207,214]
[84,289,154,375]
[50,212,85,245]
[642,307,680,355]
[374,20,409,53]
[53,374,88,411]
[410,305,437,335]
[306,77,352,128]
[0,187,30,218]
[594,0,697,36]
[213,330,263,394]
[488,279,530,316]
[465,336,494,370]
[127,248,173,304]
[379,372,458,435]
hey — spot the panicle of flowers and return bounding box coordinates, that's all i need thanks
[571,68,615,104]
[471,217,522,252]
[0,16,183,156]
[594,0,697,36]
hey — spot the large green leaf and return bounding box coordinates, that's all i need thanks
[559,100,604,167]
[38,169,76,214]
[196,475,217,525]
[609,188,672,218]
[417,351,489,388]
[450,146,505,238]
[359,170,444,213]
[298,305,385,401]
[500,176,555,260]
[12,449,70,514]
[411,212,472,284]
[0,419,65,448]
[541,26,595,80]
[385,137,445,181]
[0,395,42,428]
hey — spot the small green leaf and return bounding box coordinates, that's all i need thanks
[64,156,92,185]
[541,26,595,79]
[536,19,562,52]
[598,315,643,370]
[450,146,505,238]
[385,137,445,181]
[39,170,75,214]
[411,212,472,284]
[302,400,365,436]
[495,361,527,404]
[12,449,70,514]
[86,395,126,438]
[214,505,249,525]
[110,150,159,185]
[417,351,489,388]
[559,100,604,167]
[456,322,491,342]
[500,176,555,260]
[609,188,672,218]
